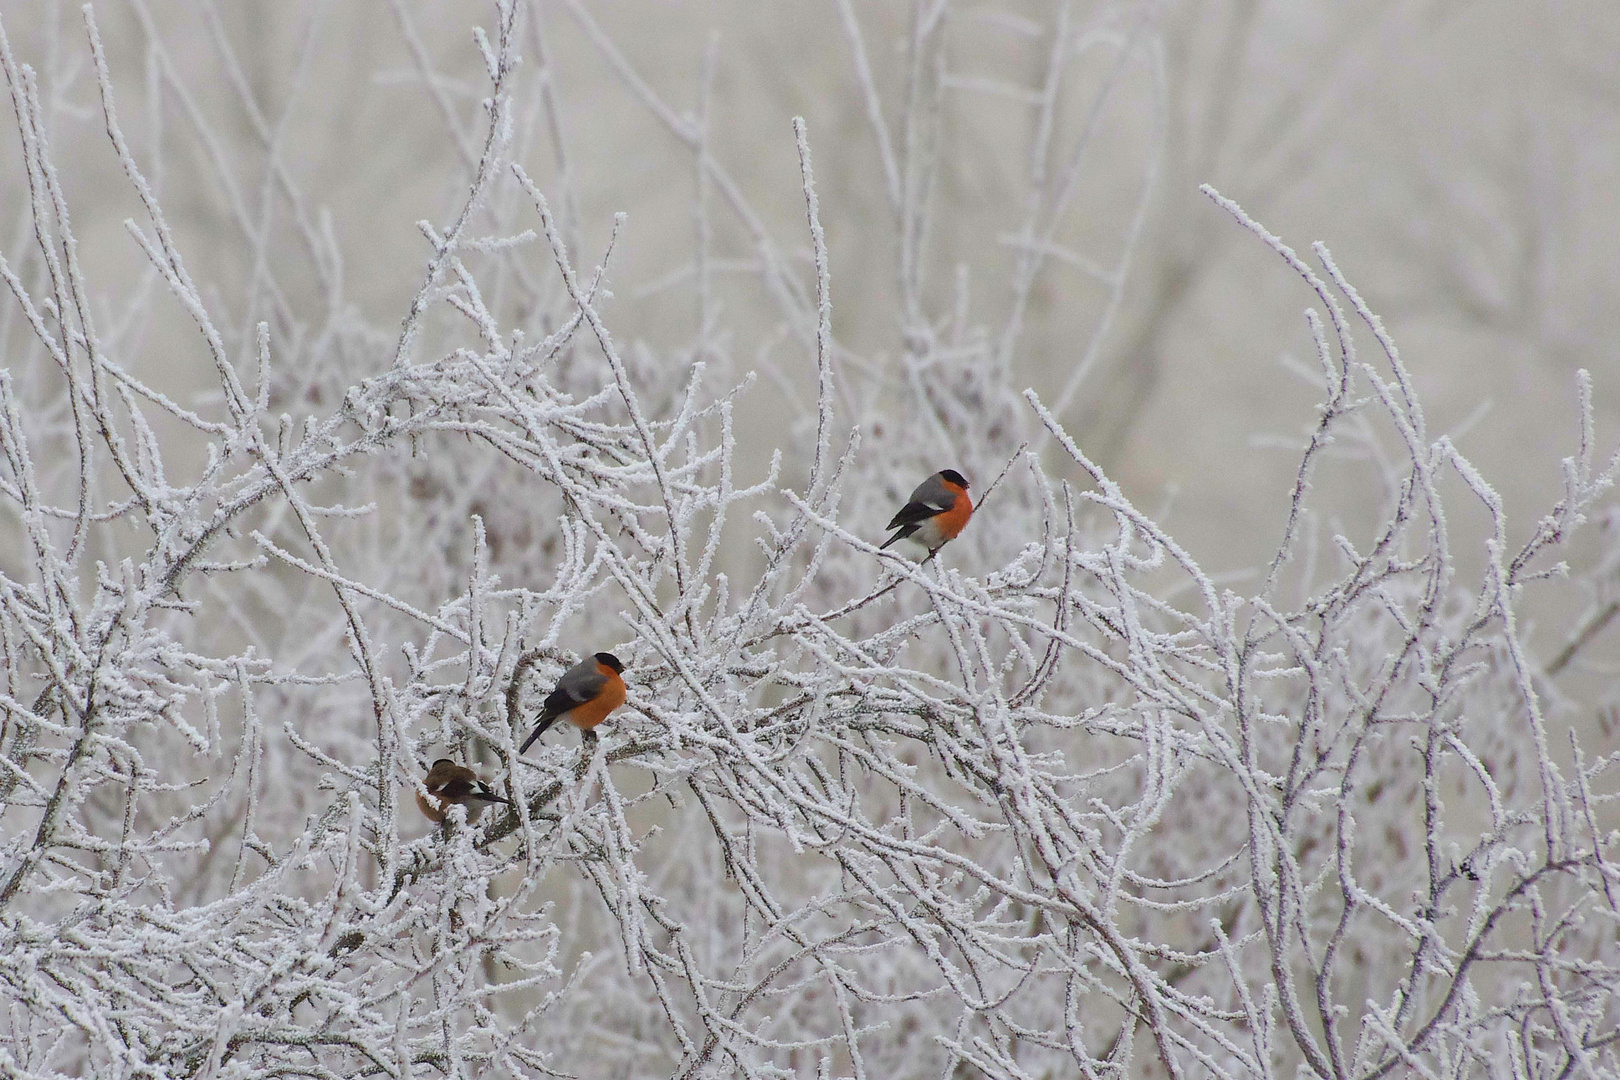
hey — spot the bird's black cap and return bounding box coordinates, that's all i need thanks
[940,469,969,488]
[594,652,625,673]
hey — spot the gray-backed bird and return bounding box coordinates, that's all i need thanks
[519,652,627,753]
[880,469,973,554]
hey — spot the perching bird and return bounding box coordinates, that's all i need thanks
[880,469,973,554]
[416,758,512,823]
[518,652,627,753]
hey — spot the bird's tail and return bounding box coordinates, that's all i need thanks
[472,790,513,806]
[518,714,559,754]
[879,530,905,551]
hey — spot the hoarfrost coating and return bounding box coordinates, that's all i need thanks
[1,4,1618,1079]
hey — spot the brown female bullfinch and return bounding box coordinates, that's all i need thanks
[416,758,512,823]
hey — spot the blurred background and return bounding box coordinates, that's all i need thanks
[4,0,1618,675]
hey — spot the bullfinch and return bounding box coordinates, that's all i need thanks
[416,758,512,823]
[880,469,973,554]
[519,652,627,753]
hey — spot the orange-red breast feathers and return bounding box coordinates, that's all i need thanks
[930,475,973,543]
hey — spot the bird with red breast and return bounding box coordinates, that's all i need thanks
[880,469,973,555]
[519,652,627,753]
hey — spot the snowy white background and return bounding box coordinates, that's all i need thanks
[1,2,1617,1077]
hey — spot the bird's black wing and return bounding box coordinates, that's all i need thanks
[469,781,511,805]
[885,499,944,531]
[443,776,510,804]
[436,775,477,799]
[538,682,584,722]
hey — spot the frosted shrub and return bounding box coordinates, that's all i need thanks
[1,4,1616,1078]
